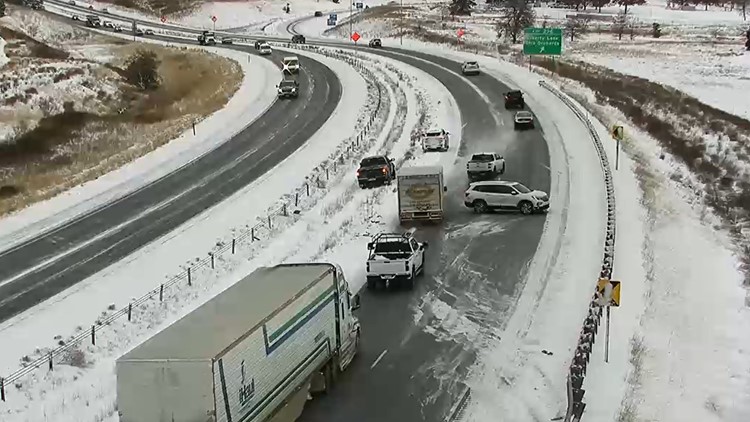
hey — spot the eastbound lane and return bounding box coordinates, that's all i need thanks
[0,23,342,323]
[298,44,550,422]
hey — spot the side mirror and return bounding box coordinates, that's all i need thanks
[275,84,279,88]
[367,242,374,250]
[390,158,395,162]
[443,186,448,192]
[350,293,361,310]
[421,242,429,250]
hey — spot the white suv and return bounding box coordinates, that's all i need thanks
[461,61,480,75]
[421,128,449,152]
[464,180,549,215]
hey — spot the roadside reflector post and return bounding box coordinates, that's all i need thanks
[295,192,299,207]
[210,253,215,269]
[605,305,611,363]
[91,325,96,346]
[282,204,288,216]
[127,303,132,321]
[1,377,5,401]
[232,238,236,254]
[268,215,272,228]
[159,284,164,301]
[187,267,192,286]
[48,352,53,371]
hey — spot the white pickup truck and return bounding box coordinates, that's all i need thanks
[466,152,505,181]
[366,229,428,290]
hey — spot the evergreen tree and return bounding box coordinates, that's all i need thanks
[590,0,611,12]
[449,0,476,16]
[496,0,535,43]
[0,0,6,18]
[617,0,646,15]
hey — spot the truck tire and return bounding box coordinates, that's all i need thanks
[473,199,488,214]
[519,201,533,215]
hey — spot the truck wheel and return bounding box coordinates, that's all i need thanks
[473,200,488,214]
[519,201,533,215]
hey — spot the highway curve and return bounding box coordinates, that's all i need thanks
[0,17,342,323]
[295,42,551,421]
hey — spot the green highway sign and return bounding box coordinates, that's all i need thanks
[523,27,563,56]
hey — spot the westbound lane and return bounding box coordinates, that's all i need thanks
[0,24,342,323]
[298,44,550,422]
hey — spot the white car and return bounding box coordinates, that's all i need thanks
[366,229,427,290]
[102,20,114,28]
[71,14,81,20]
[464,180,549,215]
[145,29,155,35]
[461,60,480,75]
[258,43,272,55]
[282,55,300,74]
[466,152,505,180]
[514,111,535,130]
[421,128,450,152]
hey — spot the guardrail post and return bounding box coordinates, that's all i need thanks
[48,352,53,371]
[232,238,236,254]
[267,215,272,229]
[127,303,132,321]
[282,204,288,216]
[91,325,96,346]
[252,227,259,242]
[0,377,4,401]
[295,192,299,207]
[326,168,329,180]
[306,183,310,196]
[187,267,192,286]
[210,253,215,269]
[159,284,164,301]
[192,120,196,136]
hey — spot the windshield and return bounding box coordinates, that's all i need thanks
[284,59,299,65]
[471,153,494,162]
[466,61,478,66]
[425,131,443,137]
[280,81,296,88]
[513,183,531,194]
[360,157,386,167]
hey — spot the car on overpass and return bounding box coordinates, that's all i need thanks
[369,38,382,48]
[464,180,549,215]
[292,34,306,43]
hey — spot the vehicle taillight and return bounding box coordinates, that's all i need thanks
[382,167,388,174]
[356,170,360,177]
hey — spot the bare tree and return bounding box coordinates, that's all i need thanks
[736,0,748,20]
[497,0,536,43]
[618,0,646,15]
[613,11,628,39]
[565,15,591,41]
[0,0,5,17]
[449,0,476,16]
[590,0,611,11]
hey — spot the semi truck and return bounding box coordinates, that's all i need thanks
[116,263,362,422]
[397,165,447,223]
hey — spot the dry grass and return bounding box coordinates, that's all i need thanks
[95,0,205,16]
[0,44,242,216]
[532,58,750,284]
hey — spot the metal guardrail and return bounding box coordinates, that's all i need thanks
[538,80,616,422]
[0,45,386,402]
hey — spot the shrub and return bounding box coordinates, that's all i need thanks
[123,49,161,90]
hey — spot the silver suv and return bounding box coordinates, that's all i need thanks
[464,180,549,215]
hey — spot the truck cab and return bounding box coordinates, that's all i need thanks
[198,30,216,45]
[366,229,428,290]
[504,90,525,109]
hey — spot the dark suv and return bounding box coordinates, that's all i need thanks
[357,155,396,188]
[368,38,382,48]
[291,34,306,44]
[277,79,300,98]
[504,90,525,109]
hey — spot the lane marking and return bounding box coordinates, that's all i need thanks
[370,349,388,369]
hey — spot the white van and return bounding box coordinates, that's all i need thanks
[283,55,300,73]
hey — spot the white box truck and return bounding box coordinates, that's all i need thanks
[397,165,447,223]
[116,263,362,422]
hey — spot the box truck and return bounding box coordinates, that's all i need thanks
[116,263,362,422]
[397,165,447,223]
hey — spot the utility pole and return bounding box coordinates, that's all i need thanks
[350,0,353,41]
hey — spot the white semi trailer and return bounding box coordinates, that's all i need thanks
[116,263,362,422]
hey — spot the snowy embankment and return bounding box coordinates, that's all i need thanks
[556,79,750,422]
[0,44,458,422]
[0,28,280,253]
[0,36,8,68]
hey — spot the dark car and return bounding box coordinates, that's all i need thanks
[221,37,234,44]
[504,90,525,109]
[277,79,300,99]
[144,29,155,35]
[291,34,306,44]
[134,28,144,36]
[368,38,382,48]
[254,40,264,49]
[85,15,101,27]
[314,10,323,17]
[357,156,396,188]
